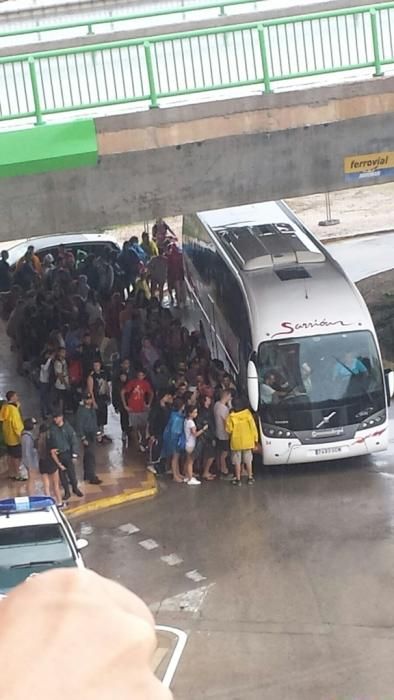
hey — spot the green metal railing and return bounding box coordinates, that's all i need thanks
[0,2,393,126]
[0,0,267,43]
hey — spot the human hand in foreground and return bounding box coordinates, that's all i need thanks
[0,568,173,700]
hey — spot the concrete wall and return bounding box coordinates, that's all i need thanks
[1,77,394,240]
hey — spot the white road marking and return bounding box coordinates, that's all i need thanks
[118,523,140,534]
[155,625,188,689]
[378,472,394,479]
[160,553,183,566]
[79,523,94,536]
[150,583,215,614]
[185,569,207,582]
[139,538,159,550]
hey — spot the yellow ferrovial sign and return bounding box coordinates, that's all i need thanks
[344,151,394,182]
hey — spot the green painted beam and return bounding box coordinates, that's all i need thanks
[0,120,98,178]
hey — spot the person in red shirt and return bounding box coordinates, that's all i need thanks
[165,243,186,307]
[121,369,153,451]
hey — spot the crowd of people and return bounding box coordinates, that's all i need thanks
[0,219,260,506]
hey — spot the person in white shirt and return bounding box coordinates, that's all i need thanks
[39,349,55,418]
[184,406,208,485]
[54,347,70,413]
[213,389,232,477]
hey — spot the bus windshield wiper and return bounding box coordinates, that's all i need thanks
[10,560,57,568]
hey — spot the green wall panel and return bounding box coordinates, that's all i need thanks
[0,120,98,178]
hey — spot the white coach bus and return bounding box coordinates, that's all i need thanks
[182,200,393,465]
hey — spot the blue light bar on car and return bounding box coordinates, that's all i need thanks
[0,496,56,513]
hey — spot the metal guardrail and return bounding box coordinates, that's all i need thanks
[0,0,266,42]
[0,2,393,126]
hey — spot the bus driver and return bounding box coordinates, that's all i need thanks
[260,372,289,404]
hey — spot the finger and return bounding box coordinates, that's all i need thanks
[0,570,167,698]
[27,568,155,626]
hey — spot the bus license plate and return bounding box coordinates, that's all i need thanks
[315,447,342,456]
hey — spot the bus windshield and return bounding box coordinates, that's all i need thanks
[258,331,385,431]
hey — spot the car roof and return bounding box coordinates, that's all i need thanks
[0,508,59,530]
[5,232,120,267]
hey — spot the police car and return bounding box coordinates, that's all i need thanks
[0,496,88,597]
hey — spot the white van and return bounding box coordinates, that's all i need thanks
[4,232,120,269]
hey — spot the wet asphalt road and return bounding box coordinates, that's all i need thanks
[75,238,394,698]
[76,410,394,699]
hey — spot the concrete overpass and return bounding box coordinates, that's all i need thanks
[1,75,394,240]
[0,0,378,54]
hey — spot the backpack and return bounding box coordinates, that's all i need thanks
[68,358,83,386]
[130,244,148,265]
[163,411,185,452]
[177,429,186,452]
[48,358,56,387]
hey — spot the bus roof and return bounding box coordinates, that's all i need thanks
[198,200,325,271]
[196,201,374,346]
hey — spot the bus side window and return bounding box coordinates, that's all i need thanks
[212,250,251,365]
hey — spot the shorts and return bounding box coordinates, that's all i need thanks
[7,444,22,458]
[39,457,58,476]
[195,438,216,461]
[231,449,253,468]
[216,439,229,453]
[185,443,196,455]
[129,411,148,429]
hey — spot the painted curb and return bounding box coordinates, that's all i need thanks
[320,227,393,244]
[67,473,157,517]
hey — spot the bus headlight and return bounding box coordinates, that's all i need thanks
[262,424,296,439]
[357,409,386,431]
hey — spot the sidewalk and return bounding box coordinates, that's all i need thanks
[0,440,157,517]
[0,327,157,518]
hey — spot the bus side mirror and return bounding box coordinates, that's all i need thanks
[384,368,394,404]
[247,360,259,412]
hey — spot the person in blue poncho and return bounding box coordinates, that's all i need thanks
[161,397,185,483]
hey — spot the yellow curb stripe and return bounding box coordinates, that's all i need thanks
[67,473,157,517]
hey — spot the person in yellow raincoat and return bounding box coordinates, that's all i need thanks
[0,391,24,480]
[225,396,258,486]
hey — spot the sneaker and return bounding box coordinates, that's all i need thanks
[186,477,201,485]
[247,477,255,485]
[221,473,233,481]
[232,478,241,486]
[147,465,158,475]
